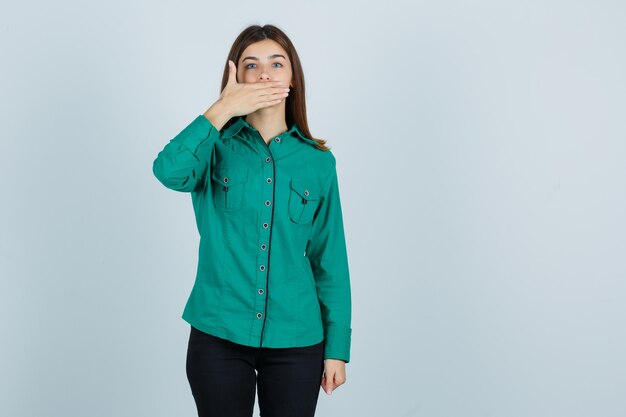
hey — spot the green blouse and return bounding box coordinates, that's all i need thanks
[152,114,352,363]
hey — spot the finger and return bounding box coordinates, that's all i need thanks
[254,98,282,111]
[227,60,237,84]
[323,371,334,394]
[251,80,289,90]
[259,90,289,101]
[256,91,288,108]
[334,372,345,386]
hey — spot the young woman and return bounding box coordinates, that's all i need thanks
[152,24,352,417]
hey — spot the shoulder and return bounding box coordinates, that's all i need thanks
[304,145,337,171]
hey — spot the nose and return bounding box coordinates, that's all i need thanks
[258,65,272,81]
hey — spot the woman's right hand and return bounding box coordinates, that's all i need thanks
[217,59,290,117]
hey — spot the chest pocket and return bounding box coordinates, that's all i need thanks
[288,178,321,224]
[211,165,248,211]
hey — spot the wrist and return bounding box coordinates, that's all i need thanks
[203,100,232,131]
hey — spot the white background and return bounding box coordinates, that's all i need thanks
[1,1,625,416]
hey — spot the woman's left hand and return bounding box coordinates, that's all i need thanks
[321,359,346,394]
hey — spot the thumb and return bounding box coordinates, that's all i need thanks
[227,59,238,84]
[322,372,333,394]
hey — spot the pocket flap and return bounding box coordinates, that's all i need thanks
[211,166,248,187]
[289,178,320,201]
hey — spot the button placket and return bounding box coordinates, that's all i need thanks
[254,145,276,345]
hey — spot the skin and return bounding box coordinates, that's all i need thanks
[235,39,293,145]
[203,39,347,395]
[204,39,293,145]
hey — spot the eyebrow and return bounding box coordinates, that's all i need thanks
[241,54,287,62]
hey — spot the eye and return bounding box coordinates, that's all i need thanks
[244,62,284,69]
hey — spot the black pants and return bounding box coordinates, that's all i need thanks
[186,325,325,417]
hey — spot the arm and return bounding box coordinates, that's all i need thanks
[152,104,230,192]
[306,160,352,363]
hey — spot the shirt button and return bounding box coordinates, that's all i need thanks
[262,223,268,229]
[259,265,265,271]
[274,137,281,143]
[265,156,271,163]
[304,190,309,196]
[265,200,271,206]
[258,288,264,295]
[260,244,267,250]
[257,313,263,319]
[223,177,229,183]
[266,177,272,183]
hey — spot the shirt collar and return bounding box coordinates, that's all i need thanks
[221,115,318,146]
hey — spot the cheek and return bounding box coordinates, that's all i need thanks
[237,68,252,81]
[238,71,251,82]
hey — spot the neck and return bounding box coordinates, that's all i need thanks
[244,105,288,142]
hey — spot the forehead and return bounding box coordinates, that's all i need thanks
[240,39,289,61]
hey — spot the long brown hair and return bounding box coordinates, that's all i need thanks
[219,24,330,151]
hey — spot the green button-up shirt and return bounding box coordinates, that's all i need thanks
[152,114,352,363]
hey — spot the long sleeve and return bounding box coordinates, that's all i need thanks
[305,162,352,363]
[152,115,220,192]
